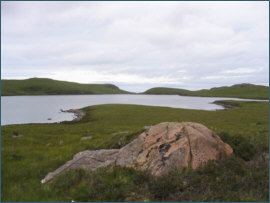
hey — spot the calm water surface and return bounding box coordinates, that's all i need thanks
[1,94,265,125]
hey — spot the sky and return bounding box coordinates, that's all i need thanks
[1,1,269,92]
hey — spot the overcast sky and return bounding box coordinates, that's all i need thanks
[1,1,269,92]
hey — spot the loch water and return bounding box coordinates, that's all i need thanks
[1,94,265,125]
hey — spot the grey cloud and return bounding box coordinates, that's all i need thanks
[1,1,268,91]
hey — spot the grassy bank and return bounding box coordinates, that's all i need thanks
[144,84,269,99]
[1,101,269,201]
[1,78,131,95]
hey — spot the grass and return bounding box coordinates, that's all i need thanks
[46,154,268,202]
[1,78,131,96]
[144,83,269,99]
[1,100,269,201]
[2,78,269,100]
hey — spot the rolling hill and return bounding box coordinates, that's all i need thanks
[2,78,268,99]
[143,83,269,99]
[1,78,131,96]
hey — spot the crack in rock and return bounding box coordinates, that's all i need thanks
[41,122,233,184]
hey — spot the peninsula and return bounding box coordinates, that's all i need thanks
[1,78,131,96]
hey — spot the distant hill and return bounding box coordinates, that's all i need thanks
[143,83,269,99]
[1,78,131,96]
[143,87,192,95]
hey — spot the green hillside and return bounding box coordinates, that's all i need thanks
[143,87,192,95]
[1,78,131,96]
[144,84,269,99]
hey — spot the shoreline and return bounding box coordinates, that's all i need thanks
[212,101,241,110]
[61,109,86,122]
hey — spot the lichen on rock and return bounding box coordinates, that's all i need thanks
[41,122,233,184]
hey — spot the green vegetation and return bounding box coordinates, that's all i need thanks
[144,87,192,95]
[144,83,269,99]
[2,78,269,100]
[47,155,268,202]
[1,78,131,95]
[1,101,269,201]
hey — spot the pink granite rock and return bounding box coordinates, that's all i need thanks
[41,122,233,183]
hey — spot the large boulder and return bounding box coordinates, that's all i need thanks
[41,122,233,183]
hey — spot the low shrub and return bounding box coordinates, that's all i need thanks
[219,132,257,161]
[44,153,268,202]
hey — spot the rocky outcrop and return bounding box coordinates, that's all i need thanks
[60,109,85,122]
[115,122,233,176]
[81,136,93,141]
[41,122,233,183]
[41,149,119,184]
